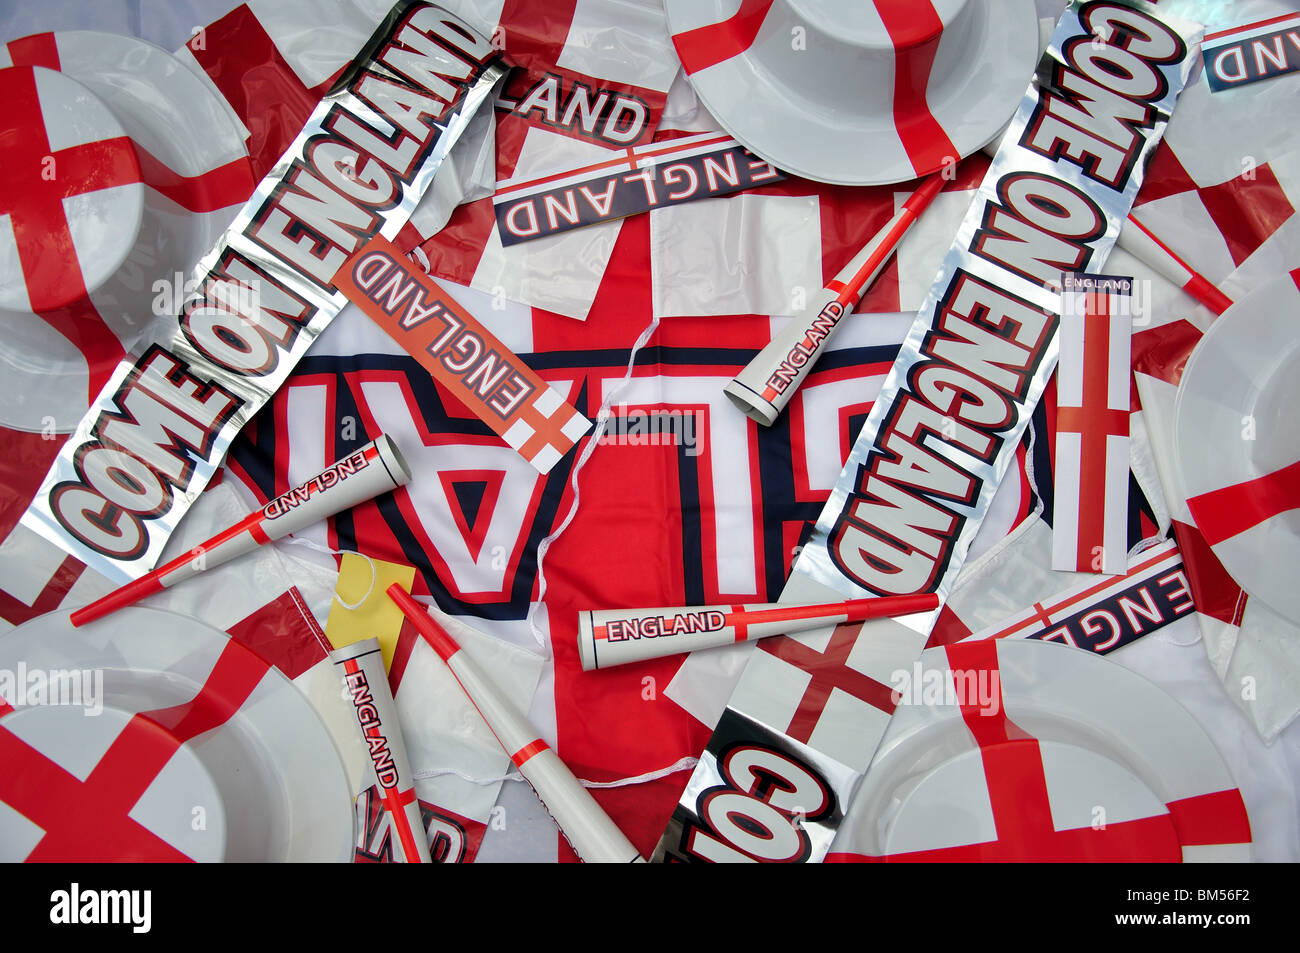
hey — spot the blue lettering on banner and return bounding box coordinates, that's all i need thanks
[1203,24,1300,92]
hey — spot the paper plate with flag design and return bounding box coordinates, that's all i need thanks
[0,606,354,862]
[828,639,1252,862]
[0,30,253,433]
[1173,273,1300,627]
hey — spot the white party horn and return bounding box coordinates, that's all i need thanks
[332,637,429,863]
[1117,214,1233,315]
[71,435,411,626]
[725,174,945,426]
[978,139,1233,316]
[387,584,644,863]
[577,594,940,671]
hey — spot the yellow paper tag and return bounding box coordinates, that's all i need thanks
[324,553,417,671]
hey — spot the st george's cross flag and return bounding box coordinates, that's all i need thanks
[1053,274,1134,575]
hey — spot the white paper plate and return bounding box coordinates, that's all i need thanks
[836,639,1252,861]
[0,607,353,862]
[1173,274,1300,626]
[0,30,250,433]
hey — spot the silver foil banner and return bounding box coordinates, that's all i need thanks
[21,2,506,583]
[654,0,1203,863]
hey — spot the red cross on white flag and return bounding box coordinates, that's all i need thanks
[502,385,592,475]
[1053,274,1134,575]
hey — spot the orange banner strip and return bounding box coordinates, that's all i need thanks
[336,236,590,474]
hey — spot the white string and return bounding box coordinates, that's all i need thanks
[412,755,698,789]
[280,535,377,610]
[525,312,663,650]
[579,756,699,789]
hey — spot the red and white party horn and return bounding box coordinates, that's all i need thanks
[70,435,411,626]
[1117,214,1233,315]
[386,584,644,863]
[577,594,940,671]
[331,637,429,863]
[725,174,945,426]
[980,138,1233,316]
